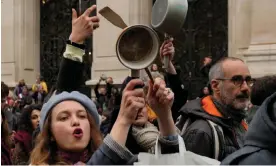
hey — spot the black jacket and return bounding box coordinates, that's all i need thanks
[221,92,276,165]
[165,73,188,122]
[178,97,246,161]
[56,57,86,94]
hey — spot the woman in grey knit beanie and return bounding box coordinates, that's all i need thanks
[30,91,102,165]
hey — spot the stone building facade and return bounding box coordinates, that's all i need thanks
[2,0,276,90]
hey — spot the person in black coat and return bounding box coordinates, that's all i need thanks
[160,38,188,122]
[221,92,276,165]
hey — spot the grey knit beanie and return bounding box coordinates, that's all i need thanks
[40,91,100,130]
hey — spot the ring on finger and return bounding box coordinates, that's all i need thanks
[166,88,172,95]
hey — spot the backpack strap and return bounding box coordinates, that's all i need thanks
[180,117,192,136]
[175,115,192,136]
[207,120,224,160]
[177,115,224,160]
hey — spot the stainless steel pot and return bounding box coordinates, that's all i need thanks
[151,0,188,69]
[116,25,160,76]
[152,0,188,35]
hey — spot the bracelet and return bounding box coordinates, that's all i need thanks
[163,135,178,141]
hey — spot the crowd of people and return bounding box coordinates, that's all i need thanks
[1,5,276,165]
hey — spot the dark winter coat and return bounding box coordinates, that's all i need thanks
[221,92,276,165]
[178,96,248,161]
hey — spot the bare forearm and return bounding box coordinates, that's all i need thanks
[157,112,177,136]
[166,62,177,75]
[110,121,130,146]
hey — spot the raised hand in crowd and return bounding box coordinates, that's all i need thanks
[106,77,113,84]
[147,78,177,136]
[160,37,176,74]
[203,56,212,67]
[55,5,100,93]
[69,5,99,44]
[110,79,145,146]
[159,38,188,122]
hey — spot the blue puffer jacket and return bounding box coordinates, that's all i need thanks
[221,92,276,165]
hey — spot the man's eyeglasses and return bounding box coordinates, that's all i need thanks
[216,75,255,87]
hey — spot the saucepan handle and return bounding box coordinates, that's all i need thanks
[130,70,144,89]
[163,33,171,69]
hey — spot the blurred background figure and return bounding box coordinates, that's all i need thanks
[1,81,12,165]
[94,75,119,114]
[198,84,211,98]
[12,104,42,165]
[14,79,26,98]
[246,75,276,123]
[151,64,159,72]
[32,75,48,104]
[200,56,213,77]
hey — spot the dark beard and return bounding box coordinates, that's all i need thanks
[220,86,249,111]
[212,97,247,123]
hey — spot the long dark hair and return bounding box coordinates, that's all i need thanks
[1,81,9,99]
[1,110,11,147]
[18,104,42,134]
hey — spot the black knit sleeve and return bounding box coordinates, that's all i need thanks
[56,57,85,94]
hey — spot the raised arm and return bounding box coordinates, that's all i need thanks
[56,6,99,94]
[160,38,188,121]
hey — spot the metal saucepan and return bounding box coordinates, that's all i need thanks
[151,0,188,69]
[99,7,159,80]
[116,25,160,78]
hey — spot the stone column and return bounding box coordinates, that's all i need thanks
[86,0,152,97]
[1,0,16,87]
[228,0,276,77]
[228,0,253,58]
[244,0,276,77]
[1,0,40,87]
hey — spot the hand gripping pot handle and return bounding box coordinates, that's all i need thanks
[163,33,171,69]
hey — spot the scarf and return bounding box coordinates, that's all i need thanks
[131,122,159,153]
[211,97,248,146]
[211,97,247,125]
[56,148,89,165]
[1,138,12,165]
[14,130,33,153]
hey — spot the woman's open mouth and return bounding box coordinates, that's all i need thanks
[73,128,83,138]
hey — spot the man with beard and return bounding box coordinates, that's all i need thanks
[177,57,253,161]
